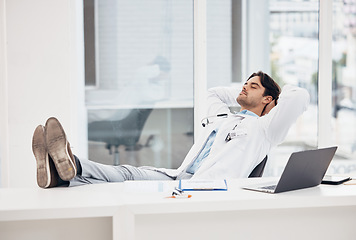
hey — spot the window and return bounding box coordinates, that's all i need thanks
[205,0,319,177]
[83,0,347,177]
[266,0,319,176]
[84,0,194,167]
[330,0,356,174]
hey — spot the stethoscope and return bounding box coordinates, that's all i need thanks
[201,113,246,142]
[200,113,245,127]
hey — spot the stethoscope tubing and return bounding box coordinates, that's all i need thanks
[201,113,244,127]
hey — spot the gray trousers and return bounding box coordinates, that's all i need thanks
[69,158,192,187]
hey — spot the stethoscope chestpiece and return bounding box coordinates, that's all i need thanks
[201,113,228,127]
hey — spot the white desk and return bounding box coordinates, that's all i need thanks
[1,178,356,240]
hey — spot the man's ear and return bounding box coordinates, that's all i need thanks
[263,96,273,105]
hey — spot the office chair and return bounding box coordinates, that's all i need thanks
[248,156,268,178]
[88,108,153,165]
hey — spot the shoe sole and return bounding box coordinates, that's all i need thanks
[32,125,52,188]
[45,117,77,181]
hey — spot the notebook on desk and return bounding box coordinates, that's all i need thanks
[243,146,337,194]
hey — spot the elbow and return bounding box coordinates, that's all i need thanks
[282,85,310,110]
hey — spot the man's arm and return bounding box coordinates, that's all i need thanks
[205,87,240,116]
[261,85,310,146]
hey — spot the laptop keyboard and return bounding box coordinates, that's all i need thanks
[261,185,277,190]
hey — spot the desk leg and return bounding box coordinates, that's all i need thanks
[113,206,135,240]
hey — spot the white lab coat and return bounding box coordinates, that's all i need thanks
[150,84,310,179]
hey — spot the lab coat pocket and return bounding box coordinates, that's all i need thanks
[225,129,248,144]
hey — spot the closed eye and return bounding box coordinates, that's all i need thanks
[244,81,261,89]
[251,83,260,89]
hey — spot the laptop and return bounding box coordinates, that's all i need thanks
[243,146,337,193]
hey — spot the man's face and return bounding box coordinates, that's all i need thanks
[236,76,268,110]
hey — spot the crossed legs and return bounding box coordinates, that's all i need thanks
[32,117,174,188]
[32,117,78,188]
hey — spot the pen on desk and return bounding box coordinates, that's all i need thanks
[167,194,192,199]
[166,187,192,199]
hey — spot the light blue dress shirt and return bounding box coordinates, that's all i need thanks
[186,110,258,174]
[238,109,259,117]
[186,130,217,174]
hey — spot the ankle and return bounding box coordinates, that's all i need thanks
[74,155,82,176]
[56,178,70,187]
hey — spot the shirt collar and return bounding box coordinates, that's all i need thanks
[239,109,259,117]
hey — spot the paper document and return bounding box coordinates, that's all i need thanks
[343,179,356,185]
[179,179,228,191]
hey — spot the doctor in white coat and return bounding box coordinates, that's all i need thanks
[32,71,310,188]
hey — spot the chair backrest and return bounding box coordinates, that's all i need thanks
[111,108,153,146]
[88,108,153,147]
[248,156,268,178]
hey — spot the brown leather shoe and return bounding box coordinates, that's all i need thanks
[45,117,77,181]
[32,125,58,188]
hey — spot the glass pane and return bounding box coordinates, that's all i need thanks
[206,0,319,177]
[330,0,356,175]
[267,0,319,176]
[207,1,232,88]
[85,0,194,167]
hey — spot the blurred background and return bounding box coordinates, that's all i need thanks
[83,0,356,177]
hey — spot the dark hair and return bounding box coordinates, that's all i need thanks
[247,71,281,115]
[247,71,281,103]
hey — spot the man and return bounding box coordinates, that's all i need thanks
[32,71,310,188]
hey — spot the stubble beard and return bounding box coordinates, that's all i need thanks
[237,95,248,108]
[237,94,258,110]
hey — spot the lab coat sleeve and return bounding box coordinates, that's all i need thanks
[206,87,240,116]
[261,85,310,146]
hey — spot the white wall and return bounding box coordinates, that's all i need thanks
[0,0,9,188]
[0,0,87,188]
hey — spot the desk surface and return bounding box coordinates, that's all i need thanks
[1,178,356,221]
